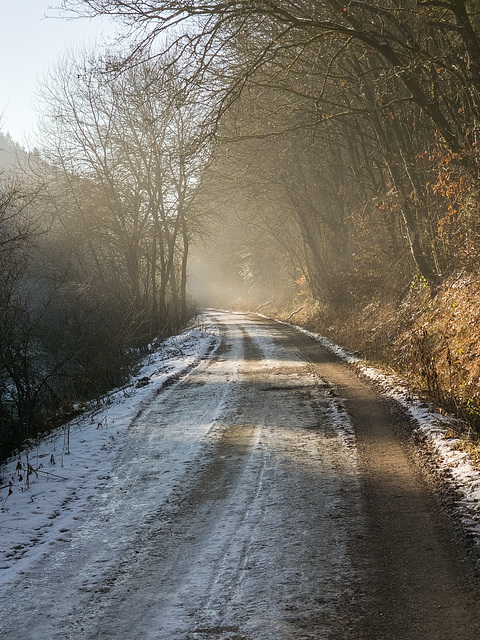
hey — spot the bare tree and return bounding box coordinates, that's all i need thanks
[39,52,211,335]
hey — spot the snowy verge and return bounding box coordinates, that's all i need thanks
[279,319,480,541]
[0,315,221,579]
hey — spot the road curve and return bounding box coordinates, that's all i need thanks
[0,311,479,639]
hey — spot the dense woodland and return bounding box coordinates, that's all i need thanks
[2,0,480,460]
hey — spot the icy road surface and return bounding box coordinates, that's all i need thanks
[1,311,480,639]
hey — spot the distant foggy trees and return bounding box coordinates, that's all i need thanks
[40,55,208,333]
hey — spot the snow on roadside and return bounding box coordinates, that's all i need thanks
[288,321,480,542]
[0,315,220,583]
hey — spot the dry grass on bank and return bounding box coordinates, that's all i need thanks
[275,274,480,460]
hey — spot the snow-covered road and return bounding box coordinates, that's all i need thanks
[0,313,362,639]
[1,311,480,639]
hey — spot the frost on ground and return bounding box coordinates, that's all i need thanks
[0,315,220,585]
[290,321,480,542]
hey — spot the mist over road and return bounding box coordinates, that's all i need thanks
[0,312,478,639]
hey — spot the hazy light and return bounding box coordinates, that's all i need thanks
[0,1,118,144]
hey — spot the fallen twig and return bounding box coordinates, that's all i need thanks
[285,306,304,321]
[36,470,68,481]
[255,300,272,312]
